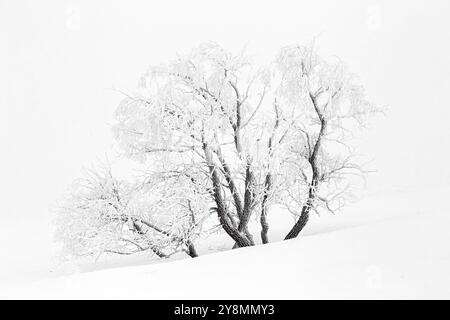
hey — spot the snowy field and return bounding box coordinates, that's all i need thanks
[1,186,449,299]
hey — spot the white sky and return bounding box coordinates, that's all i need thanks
[1,0,450,222]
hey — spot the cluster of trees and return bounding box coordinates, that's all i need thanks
[56,43,378,261]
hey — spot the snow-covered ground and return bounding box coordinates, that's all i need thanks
[1,186,450,299]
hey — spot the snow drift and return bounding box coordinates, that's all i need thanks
[1,187,450,299]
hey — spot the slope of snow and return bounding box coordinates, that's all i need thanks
[2,187,450,299]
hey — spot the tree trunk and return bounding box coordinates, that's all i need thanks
[186,242,198,258]
[232,162,256,248]
[284,203,311,240]
[203,142,254,248]
[231,231,254,249]
[284,178,317,240]
[260,213,269,244]
[260,173,272,244]
[284,94,326,240]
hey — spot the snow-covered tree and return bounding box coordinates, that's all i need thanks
[273,44,379,239]
[56,42,379,260]
[112,43,271,248]
[55,164,206,260]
